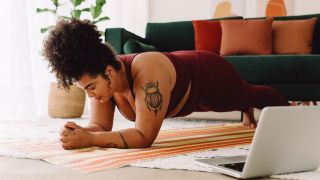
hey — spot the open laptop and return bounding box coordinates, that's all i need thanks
[196,106,320,179]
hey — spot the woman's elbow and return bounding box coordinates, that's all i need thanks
[140,140,153,148]
[134,137,154,148]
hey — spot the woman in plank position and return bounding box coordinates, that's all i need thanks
[42,19,289,150]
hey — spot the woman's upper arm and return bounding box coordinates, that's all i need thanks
[132,54,172,144]
[89,98,115,131]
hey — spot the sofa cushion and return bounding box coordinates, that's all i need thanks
[220,18,273,55]
[273,18,317,54]
[192,20,221,54]
[273,14,320,54]
[224,55,320,84]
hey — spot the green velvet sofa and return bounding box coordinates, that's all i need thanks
[105,14,320,101]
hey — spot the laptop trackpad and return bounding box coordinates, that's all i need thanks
[198,155,247,165]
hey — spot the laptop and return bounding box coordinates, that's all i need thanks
[196,106,320,179]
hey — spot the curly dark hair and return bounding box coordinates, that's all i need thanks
[42,19,120,89]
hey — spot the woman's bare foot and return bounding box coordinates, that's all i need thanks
[290,101,318,106]
[242,107,257,128]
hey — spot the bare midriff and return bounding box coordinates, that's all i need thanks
[166,81,191,118]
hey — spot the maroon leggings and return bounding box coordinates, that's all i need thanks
[167,51,289,117]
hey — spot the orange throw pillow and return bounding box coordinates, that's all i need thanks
[273,18,317,54]
[220,18,273,55]
[192,20,222,54]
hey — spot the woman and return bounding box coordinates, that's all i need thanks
[42,19,289,150]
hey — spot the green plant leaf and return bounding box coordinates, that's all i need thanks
[90,5,96,18]
[81,8,90,12]
[36,8,56,14]
[70,0,85,7]
[93,16,109,24]
[95,0,106,18]
[90,0,107,20]
[40,26,54,33]
[71,10,81,19]
[96,6,102,18]
[96,0,106,6]
[51,0,59,7]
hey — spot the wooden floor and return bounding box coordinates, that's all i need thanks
[0,157,275,180]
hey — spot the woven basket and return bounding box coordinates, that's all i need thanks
[48,82,86,118]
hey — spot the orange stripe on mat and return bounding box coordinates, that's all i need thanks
[156,125,243,139]
[155,129,254,145]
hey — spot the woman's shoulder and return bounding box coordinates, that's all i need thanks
[132,52,169,67]
[117,52,165,64]
[131,52,174,78]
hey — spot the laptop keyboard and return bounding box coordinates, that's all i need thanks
[219,162,245,172]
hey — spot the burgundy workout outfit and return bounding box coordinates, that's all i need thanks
[118,50,289,118]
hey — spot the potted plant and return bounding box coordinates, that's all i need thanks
[37,0,109,118]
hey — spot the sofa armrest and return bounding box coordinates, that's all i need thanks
[123,39,158,54]
[105,28,147,54]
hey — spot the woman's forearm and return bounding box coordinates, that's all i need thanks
[91,128,152,148]
[84,123,107,132]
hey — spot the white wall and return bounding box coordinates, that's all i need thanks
[250,0,301,17]
[118,0,149,37]
[104,0,149,37]
[148,0,320,23]
[295,0,320,15]
[123,0,320,36]
[149,0,212,22]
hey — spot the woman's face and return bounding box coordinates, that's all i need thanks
[75,73,113,103]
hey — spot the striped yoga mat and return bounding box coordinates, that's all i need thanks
[3,124,255,173]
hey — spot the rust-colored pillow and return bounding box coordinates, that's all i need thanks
[220,18,273,55]
[192,20,222,54]
[273,18,317,54]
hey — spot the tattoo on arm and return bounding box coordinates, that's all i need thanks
[119,131,129,148]
[141,80,163,116]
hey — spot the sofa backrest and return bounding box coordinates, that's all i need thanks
[146,21,195,52]
[146,14,320,53]
[145,16,243,52]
